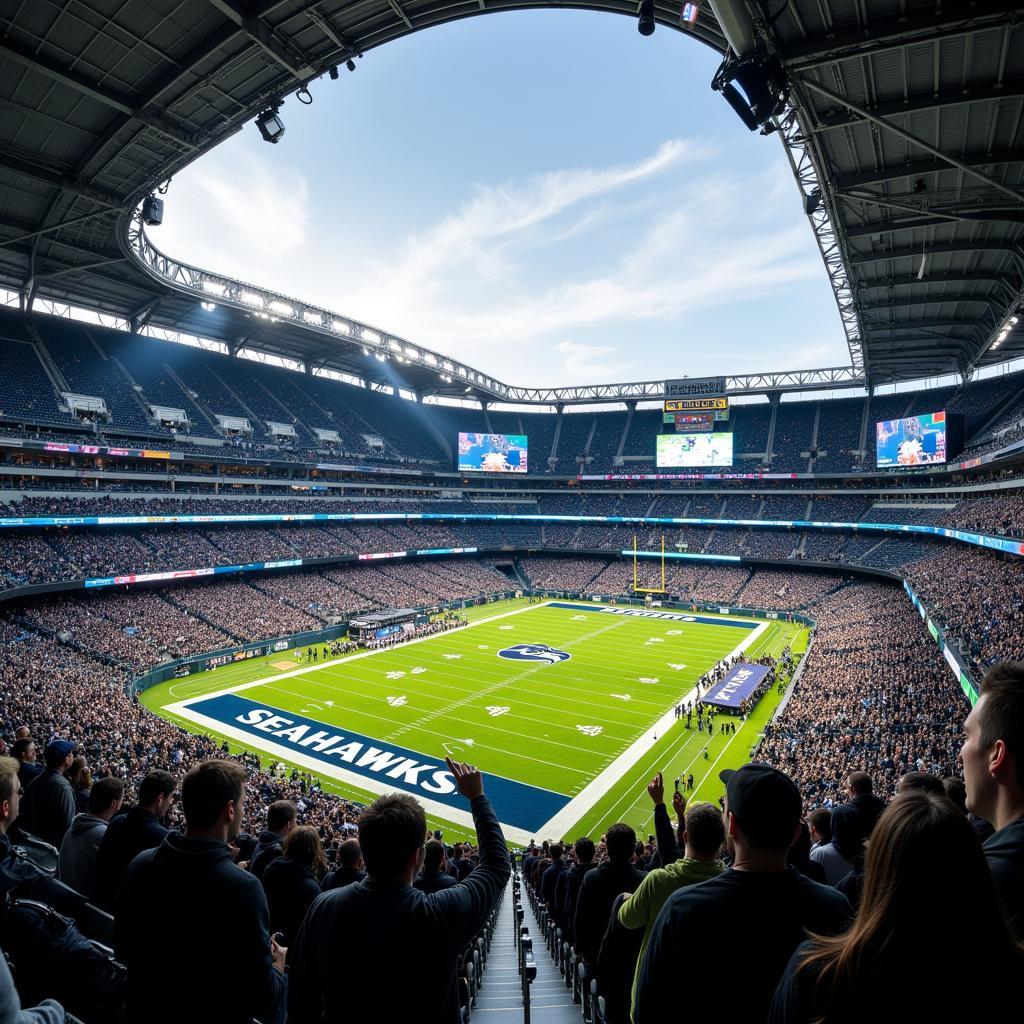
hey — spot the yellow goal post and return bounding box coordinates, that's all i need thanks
[632,533,667,594]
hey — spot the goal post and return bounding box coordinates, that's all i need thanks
[632,533,667,595]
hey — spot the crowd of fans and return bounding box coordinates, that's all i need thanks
[0,542,1021,1020]
[758,583,966,805]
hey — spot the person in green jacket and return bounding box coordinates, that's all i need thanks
[619,784,725,1021]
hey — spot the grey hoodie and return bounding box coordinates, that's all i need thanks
[57,813,107,899]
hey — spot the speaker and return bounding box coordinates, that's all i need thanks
[142,196,164,226]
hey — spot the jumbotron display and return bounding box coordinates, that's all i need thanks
[457,432,529,473]
[656,432,734,467]
[876,411,947,468]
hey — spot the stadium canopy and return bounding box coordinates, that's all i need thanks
[0,0,1021,405]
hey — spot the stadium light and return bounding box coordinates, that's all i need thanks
[200,301,216,312]
[346,59,356,72]
[329,65,339,81]
[255,104,285,144]
[712,51,789,133]
[637,0,655,35]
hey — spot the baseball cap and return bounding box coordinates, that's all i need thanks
[43,738,75,767]
[720,763,802,851]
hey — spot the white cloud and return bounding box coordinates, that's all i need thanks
[155,144,311,280]
[154,134,844,383]
[555,341,633,381]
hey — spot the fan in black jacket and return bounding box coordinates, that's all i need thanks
[288,758,509,1024]
[115,762,286,1024]
[574,825,644,970]
[94,770,175,910]
[262,826,325,948]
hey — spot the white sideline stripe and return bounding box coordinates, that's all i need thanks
[533,617,769,839]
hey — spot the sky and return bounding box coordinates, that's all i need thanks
[155,11,850,390]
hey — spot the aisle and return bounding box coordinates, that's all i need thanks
[473,878,581,1024]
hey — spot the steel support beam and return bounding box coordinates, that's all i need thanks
[833,151,1024,191]
[810,79,1024,134]
[0,153,123,208]
[206,0,315,78]
[0,37,197,151]
[800,78,1024,206]
[780,2,1023,70]
[848,242,1024,267]
[844,211,1024,240]
[0,208,119,250]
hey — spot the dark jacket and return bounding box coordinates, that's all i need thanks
[19,770,75,849]
[288,795,509,1024]
[262,856,321,946]
[845,793,887,843]
[57,813,108,899]
[540,858,567,910]
[647,802,681,870]
[574,860,646,967]
[635,867,851,1024]
[17,762,43,792]
[116,833,285,1024]
[249,829,285,882]
[415,869,458,895]
[560,861,597,943]
[596,893,644,1024]
[95,806,168,910]
[322,865,366,892]
[984,816,1024,938]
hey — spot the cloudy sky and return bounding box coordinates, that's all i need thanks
[155,11,849,389]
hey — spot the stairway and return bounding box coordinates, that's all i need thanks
[473,878,579,1024]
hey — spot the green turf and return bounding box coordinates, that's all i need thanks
[142,598,806,844]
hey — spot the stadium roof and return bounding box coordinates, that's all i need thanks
[0,0,1021,404]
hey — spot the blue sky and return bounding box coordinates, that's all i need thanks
[157,11,849,388]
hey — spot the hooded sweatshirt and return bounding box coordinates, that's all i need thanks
[115,833,285,1024]
[57,813,107,899]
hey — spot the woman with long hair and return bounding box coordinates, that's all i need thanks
[769,790,1024,1021]
[262,825,328,949]
[67,756,92,814]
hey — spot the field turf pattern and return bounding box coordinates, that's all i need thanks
[142,599,806,843]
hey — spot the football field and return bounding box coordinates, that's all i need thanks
[143,599,806,844]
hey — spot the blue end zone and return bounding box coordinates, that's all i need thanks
[546,602,758,630]
[184,693,569,833]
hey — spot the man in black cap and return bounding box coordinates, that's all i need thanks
[633,764,850,1024]
[18,739,76,848]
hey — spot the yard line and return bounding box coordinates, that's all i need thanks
[258,683,598,777]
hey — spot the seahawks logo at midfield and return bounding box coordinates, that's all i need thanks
[497,643,571,665]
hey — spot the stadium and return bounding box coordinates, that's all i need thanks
[0,1,1022,1022]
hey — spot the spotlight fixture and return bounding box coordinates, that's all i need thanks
[346,59,356,72]
[804,188,821,216]
[637,0,655,35]
[142,194,164,226]
[329,65,339,80]
[712,50,789,133]
[255,103,285,144]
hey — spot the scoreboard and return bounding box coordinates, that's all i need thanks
[663,412,714,431]
[664,398,728,412]
[663,397,729,430]
[662,381,730,438]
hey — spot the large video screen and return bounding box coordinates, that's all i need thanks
[875,411,947,468]
[457,432,528,473]
[656,432,734,468]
